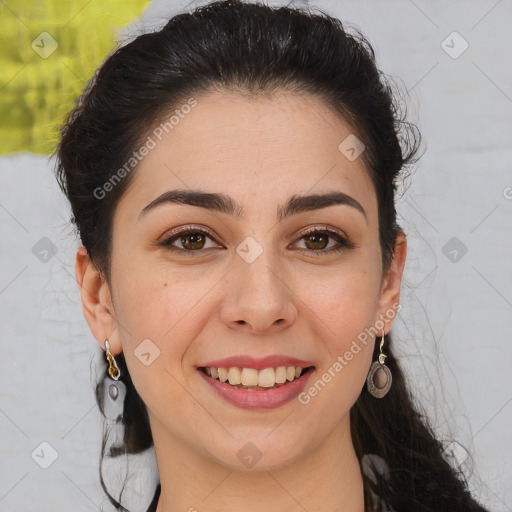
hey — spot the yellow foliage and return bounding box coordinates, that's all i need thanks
[0,0,151,155]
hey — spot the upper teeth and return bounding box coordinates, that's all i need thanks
[204,366,305,387]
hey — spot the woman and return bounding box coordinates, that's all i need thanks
[54,1,490,510]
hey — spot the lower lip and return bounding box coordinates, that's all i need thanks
[197,367,315,410]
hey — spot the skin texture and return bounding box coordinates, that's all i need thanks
[76,89,407,512]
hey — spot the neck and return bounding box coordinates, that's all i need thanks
[152,414,365,512]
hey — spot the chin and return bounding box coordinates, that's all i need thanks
[202,430,313,472]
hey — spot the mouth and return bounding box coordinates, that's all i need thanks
[198,365,315,391]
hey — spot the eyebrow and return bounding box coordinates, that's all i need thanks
[137,189,367,223]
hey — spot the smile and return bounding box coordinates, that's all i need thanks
[200,365,313,390]
[197,365,316,409]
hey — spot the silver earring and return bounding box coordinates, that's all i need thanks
[366,329,392,398]
[102,377,126,423]
[103,340,125,422]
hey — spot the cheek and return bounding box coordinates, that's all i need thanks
[110,255,222,377]
[293,257,381,405]
[300,259,381,347]
[113,266,212,416]
[112,245,205,330]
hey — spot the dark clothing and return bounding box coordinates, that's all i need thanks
[146,483,160,512]
[144,479,490,512]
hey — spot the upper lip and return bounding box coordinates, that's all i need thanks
[198,355,315,370]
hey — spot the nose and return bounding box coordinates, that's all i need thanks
[219,252,298,334]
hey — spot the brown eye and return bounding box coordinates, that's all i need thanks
[293,228,355,254]
[303,232,330,251]
[179,232,206,250]
[159,229,222,254]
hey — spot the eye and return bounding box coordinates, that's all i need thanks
[158,224,354,256]
[292,226,354,254]
[158,226,222,255]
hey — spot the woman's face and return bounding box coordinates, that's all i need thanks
[79,89,405,471]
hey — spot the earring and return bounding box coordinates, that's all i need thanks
[104,339,120,380]
[103,339,125,423]
[366,329,392,398]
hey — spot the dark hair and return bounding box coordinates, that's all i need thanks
[55,1,489,511]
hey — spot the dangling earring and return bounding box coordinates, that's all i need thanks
[366,329,392,398]
[103,339,125,423]
[104,339,120,380]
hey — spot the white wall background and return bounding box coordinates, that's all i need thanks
[1,0,511,510]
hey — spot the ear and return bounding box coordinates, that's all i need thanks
[377,231,407,331]
[75,245,122,355]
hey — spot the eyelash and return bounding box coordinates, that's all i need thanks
[157,224,355,256]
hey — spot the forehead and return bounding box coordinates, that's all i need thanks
[115,89,377,225]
